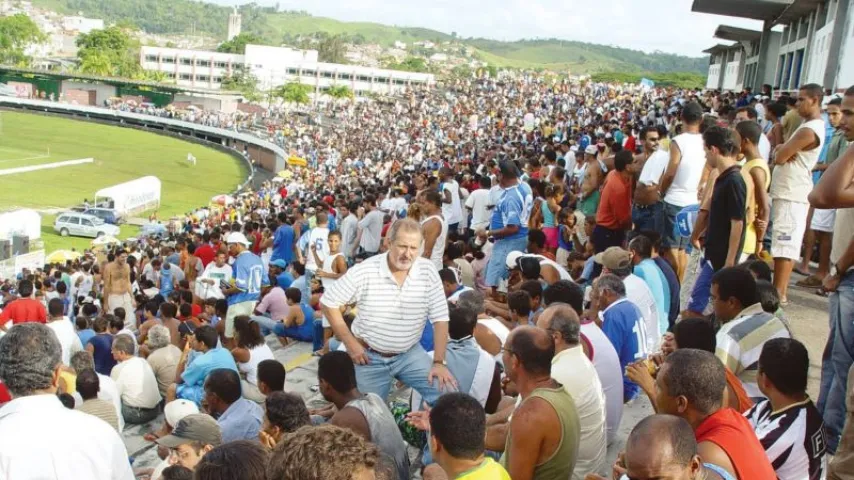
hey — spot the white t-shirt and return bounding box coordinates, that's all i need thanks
[465,188,492,231]
[47,318,83,366]
[110,357,162,409]
[197,263,233,299]
[441,180,463,225]
[305,226,330,272]
[638,150,670,186]
[664,132,705,207]
[758,133,771,162]
[770,118,826,203]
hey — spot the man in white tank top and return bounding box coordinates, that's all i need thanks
[769,84,826,304]
[418,190,448,270]
[439,167,463,233]
[304,211,330,274]
[658,101,705,282]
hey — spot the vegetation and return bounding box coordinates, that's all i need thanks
[31,0,708,75]
[217,33,263,54]
[0,14,46,66]
[275,82,312,104]
[221,65,261,102]
[326,85,354,100]
[76,26,141,77]
[384,57,430,73]
[590,72,707,89]
[0,111,247,251]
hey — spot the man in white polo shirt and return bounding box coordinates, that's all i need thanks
[321,218,457,404]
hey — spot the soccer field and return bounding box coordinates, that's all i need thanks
[0,111,249,251]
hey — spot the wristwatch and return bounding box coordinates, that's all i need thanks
[433,359,447,366]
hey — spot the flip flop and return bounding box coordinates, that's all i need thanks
[793,267,810,276]
[815,288,829,298]
[796,275,823,288]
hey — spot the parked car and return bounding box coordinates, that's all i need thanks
[54,213,120,239]
[83,207,123,225]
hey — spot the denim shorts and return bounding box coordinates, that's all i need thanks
[661,201,690,250]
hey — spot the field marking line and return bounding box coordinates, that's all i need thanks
[0,153,50,165]
[0,157,93,176]
[284,352,314,372]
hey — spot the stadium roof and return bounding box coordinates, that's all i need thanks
[714,25,762,42]
[692,0,824,26]
[703,43,737,54]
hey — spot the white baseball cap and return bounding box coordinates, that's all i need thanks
[505,251,526,270]
[585,145,599,155]
[164,399,200,428]
[225,231,251,246]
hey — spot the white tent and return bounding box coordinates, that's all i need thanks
[0,208,41,240]
[95,176,161,216]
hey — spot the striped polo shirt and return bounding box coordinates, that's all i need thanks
[715,303,792,399]
[321,253,449,353]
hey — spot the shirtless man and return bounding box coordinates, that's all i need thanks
[103,249,134,328]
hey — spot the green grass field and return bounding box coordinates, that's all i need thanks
[0,111,248,252]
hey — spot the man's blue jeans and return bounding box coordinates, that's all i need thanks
[356,343,442,406]
[817,270,854,453]
[631,202,663,234]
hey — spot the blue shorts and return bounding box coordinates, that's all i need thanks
[485,236,528,287]
[687,259,715,315]
[176,384,204,406]
[661,201,693,250]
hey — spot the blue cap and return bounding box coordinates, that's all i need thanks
[270,259,288,269]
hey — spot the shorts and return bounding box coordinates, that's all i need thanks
[485,236,528,287]
[810,208,836,233]
[661,201,691,250]
[224,300,256,338]
[542,226,559,249]
[771,200,809,260]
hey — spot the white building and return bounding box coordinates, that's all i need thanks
[394,41,407,49]
[62,16,104,34]
[139,44,435,96]
[694,0,853,92]
[429,53,448,63]
[227,8,241,41]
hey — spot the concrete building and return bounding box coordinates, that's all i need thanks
[61,16,104,34]
[227,7,242,41]
[139,44,435,97]
[694,0,853,92]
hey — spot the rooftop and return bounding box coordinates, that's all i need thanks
[703,43,737,54]
[714,24,762,42]
[692,0,825,25]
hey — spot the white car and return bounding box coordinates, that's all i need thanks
[54,212,121,238]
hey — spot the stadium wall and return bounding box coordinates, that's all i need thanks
[0,97,285,193]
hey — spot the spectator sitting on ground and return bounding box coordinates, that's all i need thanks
[203,368,263,443]
[145,324,182,400]
[156,413,222,471]
[258,391,311,449]
[745,338,827,480]
[653,348,776,479]
[710,267,791,399]
[317,351,410,480]
[229,315,275,403]
[256,358,287,396]
[266,424,380,480]
[75,368,120,432]
[110,333,162,425]
[626,317,753,413]
[193,440,269,480]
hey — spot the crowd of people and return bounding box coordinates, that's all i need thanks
[1,73,854,480]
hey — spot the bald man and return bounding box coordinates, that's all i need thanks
[584,414,733,480]
[492,326,580,480]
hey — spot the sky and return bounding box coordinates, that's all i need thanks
[211,0,765,57]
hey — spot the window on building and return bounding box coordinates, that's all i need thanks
[357,75,370,82]
[144,55,158,63]
[339,73,352,81]
[197,75,210,82]
[213,76,223,83]
[214,61,227,69]
[321,71,335,78]
[162,57,175,64]
[302,70,316,77]
[394,79,406,85]
[287,68,299,75]
[181,58,192,65]
[165,72,175,79]
[179,73,192,81]
[197,60,211,67]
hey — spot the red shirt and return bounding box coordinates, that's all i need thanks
[695,408,776,479]
[595,170,633,230]
[0,381,10,404]
[0,298,47,325]
[195,243,216,267]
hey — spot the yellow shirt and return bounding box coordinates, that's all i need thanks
[741,158,771,255]
[456,458,511,480]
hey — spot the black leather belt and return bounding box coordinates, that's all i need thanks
[359,339,399,358]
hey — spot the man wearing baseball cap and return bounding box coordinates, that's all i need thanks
[220,232,268,347]
[156,413,222,471]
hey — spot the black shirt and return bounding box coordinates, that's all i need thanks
[705,165,747,270]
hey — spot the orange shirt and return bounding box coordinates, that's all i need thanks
[595,170,633,230]
[695,408,776,479]
[725,366,753,413]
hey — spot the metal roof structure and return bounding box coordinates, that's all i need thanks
[714,25,763,42]
[691,0,792,21]
[702,43,738,54]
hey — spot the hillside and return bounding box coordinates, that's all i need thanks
[29,0,708,74]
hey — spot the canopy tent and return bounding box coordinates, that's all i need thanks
[287,156,307,167]
[46,250,81,264]
[95,176,161,216]
[91,235,121,247]
[0,209,41,240]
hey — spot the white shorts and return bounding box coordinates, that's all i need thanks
[224,300,256,338]
[810,208,836,233]
[771,200,809,260]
